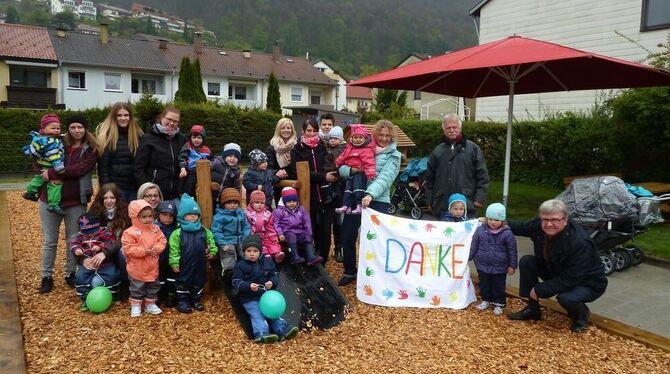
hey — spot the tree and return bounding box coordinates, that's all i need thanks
[192,58,207,103]
[51,11,77,30]
[5,6,20,24]
[144,16,154,34]
[174,57,194,103]
[374,89,407,113]
[266,72,281,114]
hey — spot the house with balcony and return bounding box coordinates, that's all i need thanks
[312,59,348,111]
[469,0,670,121]
[0,23,60,109]
[158,35,338,114]
[49,25,172,109]
[50,0,97,19]
[97,3,134,20]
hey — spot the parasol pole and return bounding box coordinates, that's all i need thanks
[502,79,515,207]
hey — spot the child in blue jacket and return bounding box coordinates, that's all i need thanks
[232,234,298,343]
[441,193,468,222]
[243,149,280,210]
[469,203,518,316]
[212,188,251,273]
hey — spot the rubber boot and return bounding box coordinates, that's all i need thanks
[288,246,305,264]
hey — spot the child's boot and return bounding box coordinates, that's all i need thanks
[304,244,323,266]
[256,334,279,344]
[273,251,285,264]
[143,299,162,315]
[176,293,192,314]
[22,192,39,202]
[288,247,305,265]
[282,326,299,341]
[130,299,142,317]
[350,204,363,215]
[192,293,205,312]
[476,301,490,311]
[334,205,349,214]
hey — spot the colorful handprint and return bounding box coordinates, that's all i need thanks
[450,292,458,302]
[415,286,426,298]
[408,223,418,232]
[431,295,441,306]
[370,215,381,225]
[389,217,400,226]
[365,267,375,277]
[365,251,376,261]
[382,288,394,300]
[363,284,373,296]
[465,222,474,233]
[398,290,408,299]
[424,223,436,232]
[366,230,377,240]
[443,227,455,238]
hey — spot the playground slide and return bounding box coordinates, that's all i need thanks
[222,263,350,340]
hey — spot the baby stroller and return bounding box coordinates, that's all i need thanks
[388,157,429,219]
[557,176,669,276]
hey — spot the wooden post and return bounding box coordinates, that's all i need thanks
[295,161,310,212]
[195,159,213,228]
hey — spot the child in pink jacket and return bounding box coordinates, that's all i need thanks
[335,124,376,214]
[246,190,284,264]
[121,199,167,318]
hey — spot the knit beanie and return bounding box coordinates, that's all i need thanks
[66,114,88,129]
[249,190,266,204]
[157,200,177,216]
[242,234,263,252]
[248,149,268,167]
[39,113,61,134]
[220,187,241,205]
[329,126,344,141]
[350,124,370,138]
[190,124,206,139]
[222,143,242,160]
[78,213,101,235]
[281,187,298,203]
[447,193,468,215]
[486,202,506,221]
[177,193,201,220]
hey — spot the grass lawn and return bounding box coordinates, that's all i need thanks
[487,181,670,260]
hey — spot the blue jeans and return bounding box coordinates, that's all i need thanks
[243,301,288,338]
[75,264,120,301]
[341,201,389,277]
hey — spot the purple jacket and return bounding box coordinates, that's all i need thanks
[469,224,517,274]
[272,204,312,239]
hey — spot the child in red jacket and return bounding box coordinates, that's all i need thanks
[335,124,376,214]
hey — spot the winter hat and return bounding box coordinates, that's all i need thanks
[242,234,263,252]
[157,200,177,216]
[447,193,468,215]
[250,190,266,204]
[486,202,506,221]
[248,149,268,167]
[78,213,101,235]
[350,124,370,138]
[39,113,61,133]
[281,187,299,203]
[220,187,241,205]
[178,193,201,219]
[190,124,206,138]
[329,126,344,141]
[66,114,88,129]
[222,143,242,160]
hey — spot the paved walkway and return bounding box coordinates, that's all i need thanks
[493,237,670,338]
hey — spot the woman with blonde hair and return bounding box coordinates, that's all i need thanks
[266,117,297,204]
[96,102,143,201]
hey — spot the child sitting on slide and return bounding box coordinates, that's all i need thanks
[272,187,322,266]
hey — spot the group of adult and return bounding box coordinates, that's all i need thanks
[35,106,606,332]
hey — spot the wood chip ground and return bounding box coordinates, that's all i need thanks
[7,192,670,373]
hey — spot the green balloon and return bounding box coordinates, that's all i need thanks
[86,286,112,313]
[259,290,286,319]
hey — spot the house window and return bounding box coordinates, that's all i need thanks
[9,66,49,87]
[208,82,221,96]
[131,74,164,95]
[68,72,86,89]
[641,0,670,31]
[228,85,247,100]
[291,87,303,102]
[414,91,422,100]
[309,89,321,105]
[104,73,121,91]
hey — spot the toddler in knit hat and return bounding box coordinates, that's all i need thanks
[272,187,323,266]
[335,124,376,215]
[212,188,251,273]
[178,124,212,197]
[246,190,284,263]
[243,149,280,210]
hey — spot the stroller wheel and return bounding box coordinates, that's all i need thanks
[611,249,631,272]
[410,206,423,220]
[387,203,398,215]
[625,245,645,266]
[600,253,615,276]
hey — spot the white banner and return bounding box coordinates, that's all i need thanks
[356,209,478,309]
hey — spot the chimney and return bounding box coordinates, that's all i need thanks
[99,22,109,44]
[272,41,280,62]
[56,27,66,38]
[243,50,251,59]
[158,39,167,50]
[194,32,202,54]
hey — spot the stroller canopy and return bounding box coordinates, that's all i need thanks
[399,157,429,182]
[556,176,639,226]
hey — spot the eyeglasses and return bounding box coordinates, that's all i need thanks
[165,117,180,124]
[144,194,160,199]
[541,217,566,225]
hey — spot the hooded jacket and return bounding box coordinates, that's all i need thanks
[245,206,282,256]
[336,126,376,179]
[210,156,241,191]
[231,246,279,304]
[272,204,312,238]
[178,142,212,170]
[211,206,251,247]
[338,142,401,204]
[133,124,187,200]
[121,199,167,282]
[243,167,279,207]
[469,224,518,274]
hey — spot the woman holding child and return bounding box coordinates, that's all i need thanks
[338,120,401,286]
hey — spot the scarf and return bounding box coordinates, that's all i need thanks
[301,134,321,149]
[270,137,296,169]
[106,207,116,220]
[375,144,390,155]
[319,129,330,142]
[178,217,202,232]
[154,122,178,139]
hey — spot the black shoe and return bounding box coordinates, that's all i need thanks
[570,305,590,332]
[334,247,343,263]
[193,302,205,311]
[176,303,192,314]
[164,293,176,308]
[337,276,356,287]
[39,277,54,294]
[64,273,75,288]
[507,306,542,321]
[23,192,39,202]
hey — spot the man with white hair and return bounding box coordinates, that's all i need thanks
[424,113,489,219]
[507,199,608,332]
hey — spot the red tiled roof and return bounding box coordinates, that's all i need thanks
[159,42,337,86]
[0,24,57,61]
[346,85,372,99]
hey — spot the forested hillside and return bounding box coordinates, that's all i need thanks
[102,0,478,76]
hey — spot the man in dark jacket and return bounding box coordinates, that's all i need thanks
[424,114,489,219]
[133,107,187,200]
[507,199,608,332]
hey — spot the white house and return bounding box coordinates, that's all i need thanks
[312,59,348,111]
[50,0,97,19]
[469,0,669,122]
